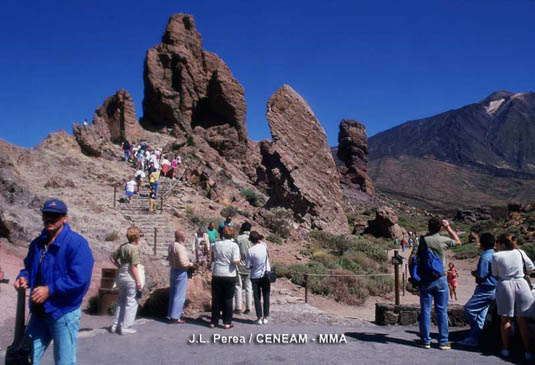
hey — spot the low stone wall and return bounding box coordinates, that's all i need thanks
[375,303,467,327]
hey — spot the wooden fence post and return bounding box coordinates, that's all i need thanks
[153,227,157,256]
[160,195,163,213]
[113,186,117,207]
[393,250,401,306]
[304,273,309,304]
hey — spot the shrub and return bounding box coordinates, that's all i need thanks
[86,295,99,314]
[521,242,535,262]
[186,136,196,147]
[240,188,266,207]
[264,207,293,239]
[470,220,495,234]
[105,231,119,242]
[266,233,283,245]
[220,206,239,218]
[452,243,480,260]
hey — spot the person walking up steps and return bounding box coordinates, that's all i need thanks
[125,178,136,204]
[409,217,461,350]
[149,188,157,213]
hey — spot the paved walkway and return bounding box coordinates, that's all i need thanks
[32,317,509,364]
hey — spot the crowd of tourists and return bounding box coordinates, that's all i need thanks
[107,218,272,334]
[409,217,535,361]
[9,194,535,363]
[121,140,183,212]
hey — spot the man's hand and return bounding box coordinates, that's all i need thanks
[441,220,450,228]
[31,286,50,304]
[14,277,28,290]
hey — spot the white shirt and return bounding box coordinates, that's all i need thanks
[125,180,136,192]
[161,159,170,167]
[135,170,146,179]
[246,242,271,279]
[492,249,534,281]
[211,239,240,277]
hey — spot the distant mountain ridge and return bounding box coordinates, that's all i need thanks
[369,90,535,178]
[367,91,535,208]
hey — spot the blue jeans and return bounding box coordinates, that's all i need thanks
[168,268,188,320]
[419,276,449,345]
[124,150,130,161]
[464,286,496,340]
[153,181,159,195]
[27,308,81,365]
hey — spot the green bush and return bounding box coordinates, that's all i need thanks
[264,207,293,239]
[105,231,119,242]
[451,243,480,260]
[266,233,283,245]
[186,136,196,147]
[240,188,266,207]
[470,220,496,234]
[220,206,239,218]
[86,295,99,314]
[522,242,535,262]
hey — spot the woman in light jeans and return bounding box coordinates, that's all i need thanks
[109,226,143,335]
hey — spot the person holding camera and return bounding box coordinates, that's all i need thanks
[167,230,196,324]
[109,226,143,335]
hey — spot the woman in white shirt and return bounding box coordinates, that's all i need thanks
[246,231,271,325]
[492,233,534,359]
[210,226,240,329]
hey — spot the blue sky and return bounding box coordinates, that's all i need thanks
[1,0,534,148]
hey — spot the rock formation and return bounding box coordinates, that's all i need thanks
[365,206,407,239]
[73,89,143,157]
[337,119,374,195]
[257,85,347,233]
[141,13,248,159]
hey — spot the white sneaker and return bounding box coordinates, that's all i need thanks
[262,318,269,325]
[119,328,137,335]
[109,325,117,333]
[256,318,263,325]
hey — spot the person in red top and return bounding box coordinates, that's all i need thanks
[447,262,459,301]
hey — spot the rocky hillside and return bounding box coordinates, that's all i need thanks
[368,91,535,209]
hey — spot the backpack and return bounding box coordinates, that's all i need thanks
[409,236,444,285]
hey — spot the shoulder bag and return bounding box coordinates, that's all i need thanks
[263,244,276,283]
[517,249,533,290]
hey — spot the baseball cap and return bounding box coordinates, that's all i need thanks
[42,199,68,215]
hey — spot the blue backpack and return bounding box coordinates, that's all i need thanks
[409,236,443,285]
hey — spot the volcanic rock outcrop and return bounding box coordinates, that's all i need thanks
[364,206,407,239]
[73,89,142,157]
[337,119,374,195]
[141,14,248,159]
[257,85,347,233]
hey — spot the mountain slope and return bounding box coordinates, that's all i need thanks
[368,91,535,208]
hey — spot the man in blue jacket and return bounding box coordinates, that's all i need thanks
[14,199,94,364]
[458,232,498,347]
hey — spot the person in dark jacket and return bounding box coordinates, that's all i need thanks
[14,199,94,364]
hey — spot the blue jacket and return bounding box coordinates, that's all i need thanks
[17,223,94,320]
[476,249,497,288]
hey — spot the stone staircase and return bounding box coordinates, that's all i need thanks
[114,176,182,258]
